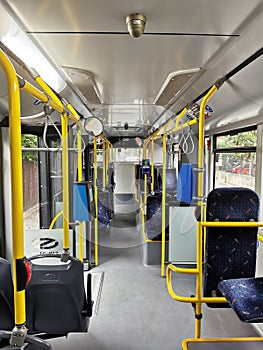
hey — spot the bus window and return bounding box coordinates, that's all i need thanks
[213,128,256,190]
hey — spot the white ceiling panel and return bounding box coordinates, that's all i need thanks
[25,34,228,104]
[5,0,262,34]
[1,0,263,134]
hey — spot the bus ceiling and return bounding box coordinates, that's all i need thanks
[0,1,263,136]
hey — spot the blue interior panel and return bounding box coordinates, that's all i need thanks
[73,183,90,222]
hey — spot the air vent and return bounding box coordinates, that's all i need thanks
[62,66,102,104]
[153,68,200,106]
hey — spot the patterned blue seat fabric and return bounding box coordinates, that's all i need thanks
[105,185,114,220]
[218,277,263,322]
[145,194,168,240]
[158,168,177,196]
[98,189,111,229]
[204,187,259,307]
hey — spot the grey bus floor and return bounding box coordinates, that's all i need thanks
[49,212,259,350]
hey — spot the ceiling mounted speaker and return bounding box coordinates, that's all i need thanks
[126,13,146,38]
[153,68,201,106]
[62,66,102,105]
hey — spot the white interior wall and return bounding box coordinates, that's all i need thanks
[114,163,135,194]
[148,143,163,165]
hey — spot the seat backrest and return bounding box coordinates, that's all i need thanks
[26,256,89,336]
[145,194,168,240]
[105,185,114,219]
[204,187,259,307]
[98,189,111,226]
[158,168,177,196]
[0,258,14,330]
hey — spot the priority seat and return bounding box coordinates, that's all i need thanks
[26,254,92,337]
[203,187,259,307]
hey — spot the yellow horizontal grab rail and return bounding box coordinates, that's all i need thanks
[201,297,227,303]
[36,76,80,124]
[168,118,198,135]
[22,80,64,114]
[143,124,164,144]
[182,337,263,350]
[201,221,263,228]
[166,264,227,304]
[167,263,198,275]
[22,80,79,123]
[143,118,173,156]
[147,107,191,140]
[166,264,197,302]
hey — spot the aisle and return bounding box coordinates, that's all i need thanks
[50,213,259,350]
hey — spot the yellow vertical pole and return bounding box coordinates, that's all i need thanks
[94,137,99,265]
[61,112,70,251]
[107,144,111,180]
[102,141,106,188]
[141,201,146,239]
[0,49,26,326]
[161,120,172,277]
[195,85,217,338]
[66,104,82,261]
[161,132,167,277]
[143,141,148,206]
[77,126,84,261]
[195,220,203,338]
[151,139,155,192]
[134,165,138,202]
[144,173,147,205]
[197,85,217,207]
[105,143,109,184]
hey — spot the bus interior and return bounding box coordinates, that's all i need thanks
[0,1,263,349]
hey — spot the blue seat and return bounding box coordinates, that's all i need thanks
[158,168,177,196]
[145,194,168,240]
[98,189,111,229]
[105,185,114,220]
[204,187,259,307]
[218,277,263,322]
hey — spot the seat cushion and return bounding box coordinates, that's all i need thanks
[218,277,263,322]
